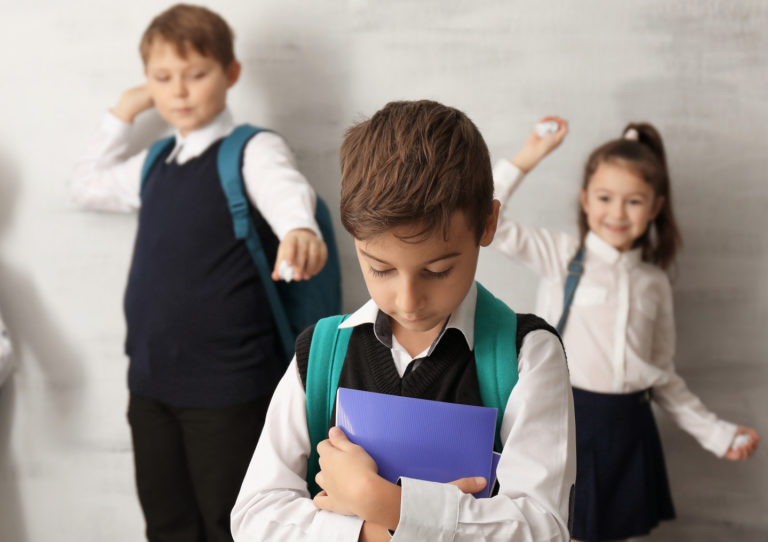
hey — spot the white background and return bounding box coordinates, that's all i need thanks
[0,1,766,540]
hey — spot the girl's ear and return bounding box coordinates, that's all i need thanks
[651,195,665,220]
[480,200,501,247]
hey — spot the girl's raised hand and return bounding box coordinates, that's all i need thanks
[511,116,569,173]
[724,426,760,461]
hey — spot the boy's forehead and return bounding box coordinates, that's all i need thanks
[144,37,210,66]
[355,211,475,259]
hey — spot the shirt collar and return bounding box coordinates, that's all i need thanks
[584,231,643,267]
[338,282,478,353]
[166,108,235,164]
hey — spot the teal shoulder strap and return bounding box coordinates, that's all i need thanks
[473,282,519,451]
[216,124,295,359]
[305,315,352,497]
[140,136,175,197]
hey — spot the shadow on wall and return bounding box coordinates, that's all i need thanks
[0,149,86,542]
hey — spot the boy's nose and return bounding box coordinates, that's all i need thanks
[172,78,189,97]
[397,277,424,315]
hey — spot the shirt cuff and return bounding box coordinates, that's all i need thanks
[492,159,525,203]
[101,110,133,135]
[705,420,740,458]
[306,509,364,542]
[390,478,458,542]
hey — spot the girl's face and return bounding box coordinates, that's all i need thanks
[580,161,664,252]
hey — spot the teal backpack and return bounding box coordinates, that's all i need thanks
[303,282,519,497]
[140,124,342,361]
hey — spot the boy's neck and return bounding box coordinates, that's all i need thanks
[390,316,448,358]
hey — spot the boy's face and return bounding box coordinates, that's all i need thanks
[144,39,240,136]
[354,205,499,347]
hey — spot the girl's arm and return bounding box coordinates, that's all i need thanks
[0,309,13,386]
[492,117,578,280]
[650,277,760,459]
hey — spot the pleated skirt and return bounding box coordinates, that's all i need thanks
[571,387,675,542]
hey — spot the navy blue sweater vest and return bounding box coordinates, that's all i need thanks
[294,313,559,423]
[124,140,282,407]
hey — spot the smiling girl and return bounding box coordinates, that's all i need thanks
[492,119,759,542]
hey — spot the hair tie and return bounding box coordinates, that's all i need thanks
[624,128,639,141]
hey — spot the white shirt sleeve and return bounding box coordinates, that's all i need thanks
[231,357,364,542]
[68,112,145,212]
[242,132,321,241]
[492,160,578,281]
[0,309,13,386]
[649,278,738,457]
[392,330,576,541]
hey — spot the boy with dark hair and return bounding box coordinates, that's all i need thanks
[232,100,576,541]
[70,4,328,541]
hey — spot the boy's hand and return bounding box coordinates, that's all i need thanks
[112,84,154,123]
[511,116,569,174]
[724,426,760,461]
[272,228,327,281]
[355,475,487,541]
[313,426,380,517]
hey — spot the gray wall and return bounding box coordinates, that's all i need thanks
[0,1,766,540]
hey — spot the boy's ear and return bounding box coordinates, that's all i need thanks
[226,60,241,88]
[479,200,501,247]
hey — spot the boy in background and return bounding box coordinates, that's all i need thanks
[232,100,576,541]
[70,5,327,541]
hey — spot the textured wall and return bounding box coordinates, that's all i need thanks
[0,1,766,540]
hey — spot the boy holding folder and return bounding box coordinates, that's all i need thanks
[232,100,576,541]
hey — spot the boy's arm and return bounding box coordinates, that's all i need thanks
[242,133,327,280]
[68,105,149,212]
[390,330,576,542]
[230,357,365,542]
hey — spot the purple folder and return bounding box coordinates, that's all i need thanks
[335,387,498,498]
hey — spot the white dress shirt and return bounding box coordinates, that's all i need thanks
[231,282,576,542]
[0,309,13,386]
[69,108,320,240]
[492,159,738,458]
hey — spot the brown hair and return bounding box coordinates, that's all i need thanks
[579,122,682,269]
[139,4,235,68]
[340,100,493,243]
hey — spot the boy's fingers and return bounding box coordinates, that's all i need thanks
[328,426,352,448]
[448,476,486,494]
[305,240,322,276]
[273,237,297,278]
[293,238,308,279]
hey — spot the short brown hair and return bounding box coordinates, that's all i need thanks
[139,4,235,68]
[340,100,493,243]
[580,122,682,269]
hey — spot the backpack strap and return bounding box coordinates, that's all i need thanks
[473,282,519,451]
[139,136,175,197]
[216,124,295,359]
[304,314,352,497]
[556,245,585,335]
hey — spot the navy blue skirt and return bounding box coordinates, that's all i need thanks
[571,387,675,542]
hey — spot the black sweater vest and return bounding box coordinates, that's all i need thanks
[295,313,560,422]
[124,140,281,407]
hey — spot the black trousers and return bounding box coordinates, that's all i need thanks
[127,393,271,542]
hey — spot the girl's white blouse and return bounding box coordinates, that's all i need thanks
[492,159,737,457]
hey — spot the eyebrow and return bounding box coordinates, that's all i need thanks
[359,249,461,266]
